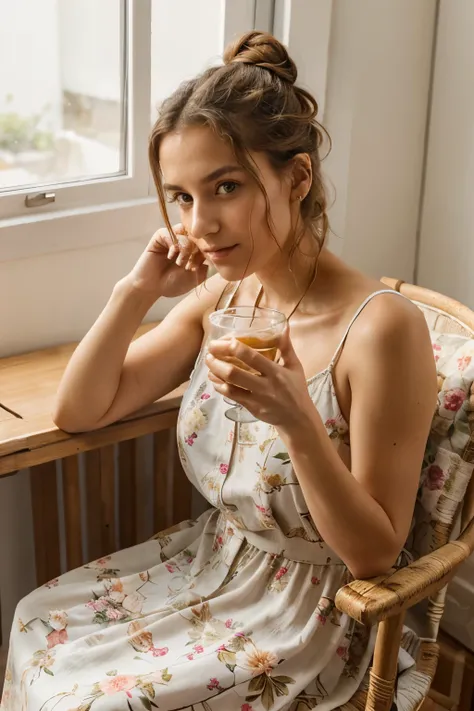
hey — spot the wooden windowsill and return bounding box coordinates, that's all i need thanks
[0,322,185,476]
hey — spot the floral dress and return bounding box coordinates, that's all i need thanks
[2,289,408,711]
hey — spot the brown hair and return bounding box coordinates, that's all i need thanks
[149,30,331,258]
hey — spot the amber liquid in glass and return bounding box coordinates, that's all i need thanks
[223,334,280,374]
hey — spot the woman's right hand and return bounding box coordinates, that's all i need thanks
[125,223,208,299]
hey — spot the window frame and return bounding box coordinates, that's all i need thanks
[0,0,152,222]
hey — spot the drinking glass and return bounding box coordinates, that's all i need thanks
[208,305,287,424]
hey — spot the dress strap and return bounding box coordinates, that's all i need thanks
[329,289,407,369]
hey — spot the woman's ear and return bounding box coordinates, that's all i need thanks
[290,153,312,202]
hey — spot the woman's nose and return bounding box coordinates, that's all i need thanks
[190,201,220,241]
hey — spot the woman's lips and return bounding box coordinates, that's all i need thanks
[205,245,238,261]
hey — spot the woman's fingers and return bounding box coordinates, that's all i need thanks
[206,352,261,392]
[152,224,206,272]
[185,248,207,271]
[208,338,275,377]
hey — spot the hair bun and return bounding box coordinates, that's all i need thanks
[223,30,297,85]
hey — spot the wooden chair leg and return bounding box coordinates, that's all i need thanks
[366,613,405,711]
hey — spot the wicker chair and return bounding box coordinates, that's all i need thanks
[334,278,474,711]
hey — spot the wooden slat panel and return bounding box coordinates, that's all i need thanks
[0,409,180,476]
[62,456,83,570]
[30,461,61,586]
[99,446,116,555]
[172,430,192,526]
[84,450,103,561]
[118,439,137,549]
[154,430,170,532]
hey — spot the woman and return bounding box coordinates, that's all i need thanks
[2,31,437,711]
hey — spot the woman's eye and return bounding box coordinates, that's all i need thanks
[216,181,238,195]
[176,193,193,206]
[165,192,192,206]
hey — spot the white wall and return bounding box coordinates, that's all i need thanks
[0,236,180,357]
[323,0,437,281]
[417,0,474,309]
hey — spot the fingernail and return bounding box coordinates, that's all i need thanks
[176,254,184,266]
[167,247,174,259]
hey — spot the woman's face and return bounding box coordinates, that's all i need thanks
[159,125,296,280]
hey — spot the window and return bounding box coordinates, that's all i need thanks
[0,0,143,220]
[0,0,272,222]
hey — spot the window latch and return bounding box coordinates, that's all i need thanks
[25,192,56,208]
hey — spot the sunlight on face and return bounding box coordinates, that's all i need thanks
[159,125,294,280]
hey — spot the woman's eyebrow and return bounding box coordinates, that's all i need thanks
[163,165,244,192]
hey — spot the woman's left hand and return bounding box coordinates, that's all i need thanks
[205,328,315,431]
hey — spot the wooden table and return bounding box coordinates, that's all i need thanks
[0,323,188,605]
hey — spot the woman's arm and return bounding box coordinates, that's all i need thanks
[53,274,226,433]
[279,299,437,578]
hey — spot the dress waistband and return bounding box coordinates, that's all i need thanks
[219,512,345,566]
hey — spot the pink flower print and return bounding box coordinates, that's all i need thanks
[433,343,442,362]
[185,432,198,446]
[86,598,106,612]
[207,678,221,691]
[311,576,320,586]
[442,388,466,412]
[242,705,254,711]
[194,644,204,654]
[201,393,211,400]
[337,645,349,661]
[165,563,175,573]
[275,566,288,581]
[96,556,112,566]
[458,355,472,371]
[187,653,194,661]
[217,644,227,651]
[151,646,169,657]
[234,632,246,638]
[316,613,327,625]
[100,674,136,696]
[44,578,59,589]
[213,535,224,552]
[325,418,337,428]
[225,619,233,629]
[106,608,123,621]
[46,628,68,649]
[425,464,448,491]
[219,463,229,475]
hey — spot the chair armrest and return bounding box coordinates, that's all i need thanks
[335,519,474,625]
